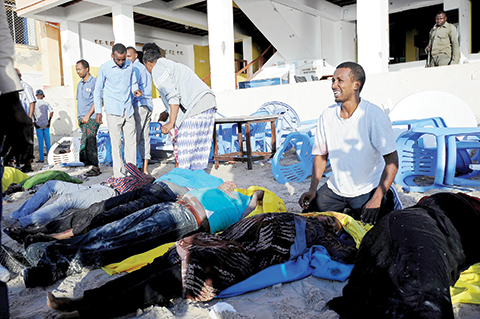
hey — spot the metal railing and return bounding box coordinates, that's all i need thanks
[4,0,37,47]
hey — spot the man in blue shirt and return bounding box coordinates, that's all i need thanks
[126,47,152,174]
[94,43,142,178]
[76,59,101,176]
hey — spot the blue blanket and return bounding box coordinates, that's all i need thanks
[217,245,353,298]
[154,168,223,189]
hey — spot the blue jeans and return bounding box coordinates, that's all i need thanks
[11,181,116,228]
[35,127,51,162]
[24,202,199,287]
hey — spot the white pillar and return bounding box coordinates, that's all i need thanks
[357,0,389,74]
[445,0,471,62]
[112,4,135,47]
[242,37,253,76]
[60,20,81,87]
[207,0,236,91]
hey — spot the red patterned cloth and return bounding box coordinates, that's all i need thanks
[104,163,152,194]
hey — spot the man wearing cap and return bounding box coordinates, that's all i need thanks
[33,89,54,163]
[76,59,101,176]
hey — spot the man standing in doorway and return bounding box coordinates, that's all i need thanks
[426,10,460,67]
[126,47,152,174]
[76,59,101,176]
[94,43,142,178]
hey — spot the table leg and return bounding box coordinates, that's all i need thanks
[271,120,277,154]
[237,123,244,156]
[213,124,219,169]
[245,123,253,170]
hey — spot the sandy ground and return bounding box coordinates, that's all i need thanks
[2,153,480,319]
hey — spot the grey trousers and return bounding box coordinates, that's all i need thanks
[106,112,137,178]
[133,105,151,160]
[429,52,451,67]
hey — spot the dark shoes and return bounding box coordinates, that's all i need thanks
[85,168,101,177]
[20,165,33,173]
[35,160,44,163]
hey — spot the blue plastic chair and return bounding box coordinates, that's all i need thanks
[149,122,171,150]
[256,101,301,152]
[395,127,480,192]
[394,129,443,192]
[392,117,473,178]
[271,132,314,184]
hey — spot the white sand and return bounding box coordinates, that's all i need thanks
[3,157,480,319]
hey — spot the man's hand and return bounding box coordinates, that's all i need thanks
[299,190,316,210]
[161,121,174,134]
[81,115,90,124]
[426,46,431,52]
[133,89,143,97]
[360,199,382,225]
[95,113,103,125]
[158,111,169,122]
[0,92,33,158]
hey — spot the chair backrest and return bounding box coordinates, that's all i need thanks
[394,130,439,192]
[271,132,314,184]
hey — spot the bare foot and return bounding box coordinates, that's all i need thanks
[47,292,81,314]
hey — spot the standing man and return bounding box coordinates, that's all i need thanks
[76,59,101,176]
[426,10,460,67]
[126,47,152,174]
[33,89,54,163]
[0,1,34,316]
[299,62,398,225]
[94,43,142,178]
[143,49,216,170]
[15,68,36,172]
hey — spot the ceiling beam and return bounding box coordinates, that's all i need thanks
[166,0,204,10]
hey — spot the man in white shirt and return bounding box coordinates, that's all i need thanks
[299,62,398,225]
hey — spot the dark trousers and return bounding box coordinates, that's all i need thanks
[305,183,394,220]
[79,118,100,167]
[33,182,176,236]
[23,201,199,288]
[78,249,182,318]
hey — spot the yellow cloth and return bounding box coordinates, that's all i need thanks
[2,167,28,192]
[235,186,287,217]
[102,242,175,275]
[300,211,372,248]
[102,186,286,275]
[451,263,480,305]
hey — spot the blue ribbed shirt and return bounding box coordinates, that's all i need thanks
[76,75,96,119]
[94,59,138,117]
[132,59,153,111]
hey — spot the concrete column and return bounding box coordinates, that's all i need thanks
[112,4,135,47]
[60,20,81,87]
[242,37,253,77]
[445,0,471,61]
[357,0,389,74]
[207,0,236,91]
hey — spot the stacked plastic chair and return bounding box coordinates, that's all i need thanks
[393,117,480,192]
[47,137,81,166]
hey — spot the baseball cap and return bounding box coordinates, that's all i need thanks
[35,89,44,96]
